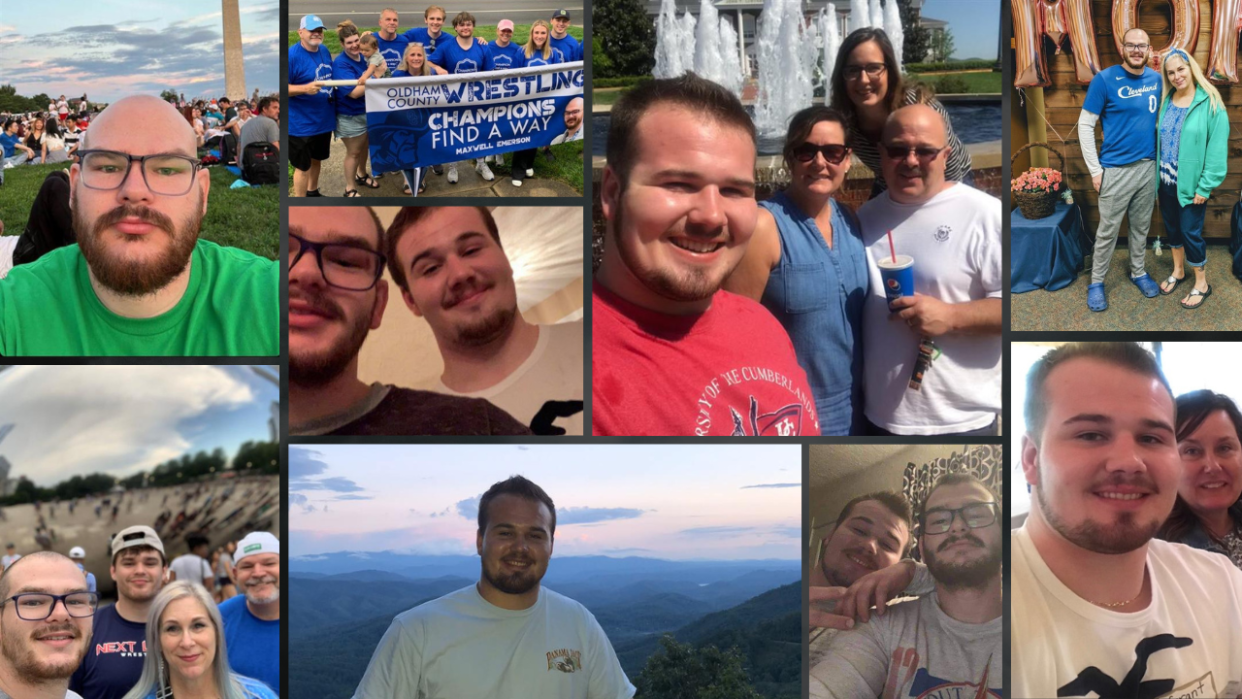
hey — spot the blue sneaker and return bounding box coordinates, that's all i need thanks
[1131,273,1159,298]
[1088,283,1107,312]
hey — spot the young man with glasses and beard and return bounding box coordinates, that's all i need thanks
[0,95,278,356]
[858,104,1001,437]
[68,527,166,699]
[0,552,97,699]
[288,206,529,436]
[354,476,634,699]
[1013,342,1242,697]
[810,474,1002,698]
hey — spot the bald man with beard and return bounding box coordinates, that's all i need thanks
[0,95,278,356]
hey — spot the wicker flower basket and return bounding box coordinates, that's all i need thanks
[1011,142,1065,220]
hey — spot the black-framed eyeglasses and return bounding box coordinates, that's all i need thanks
[792,143,851,165]
[289,232,387,291]
[1123,43,1150,52]
[76,149,203,196]
[920,502,999,535]
[844,62,887,81]
[882,144,947,163]
[2,592,99,621]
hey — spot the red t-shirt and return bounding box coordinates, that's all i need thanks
[592,282,820,436]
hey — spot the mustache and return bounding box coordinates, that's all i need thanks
[937,533,985,553]
[290,287,345,321]
[1093,472,1159,493]
[92,204,176,238]
[245,575,278,587]
[33,622,81,640]
[443,281,490,309]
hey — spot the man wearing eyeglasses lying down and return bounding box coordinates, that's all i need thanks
[810,473,1003,699]
[857,104,1002,438]
[0,95,279,356]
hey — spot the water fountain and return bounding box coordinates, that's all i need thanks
[883,0,904,75]
[719,17,745,96]
[694,0,724,84]
[679,12,698,76]
[818,4,840,102]
[652,0,684,78]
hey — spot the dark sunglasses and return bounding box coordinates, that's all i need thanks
[882,145,946,163]
[792,143,850,165]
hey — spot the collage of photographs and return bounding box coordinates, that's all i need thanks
[1,0,1241,697]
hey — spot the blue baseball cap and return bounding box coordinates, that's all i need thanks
[551,9,571,19]
[300,15,325,31]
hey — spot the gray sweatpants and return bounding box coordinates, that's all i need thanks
[1092,159,1155,284]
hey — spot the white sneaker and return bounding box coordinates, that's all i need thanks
[525,168,534,178]
[477,161,494,181]
[447,164,458,184]
[511,179,522,187]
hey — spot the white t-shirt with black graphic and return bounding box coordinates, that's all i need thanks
[1012,524,1242,698]
[353,585,635,699]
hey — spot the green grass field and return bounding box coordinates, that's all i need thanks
[0,162,278,260]
[287,25,584,55]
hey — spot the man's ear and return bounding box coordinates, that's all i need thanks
[1021,434,1040,489]
[401,287,423,317]
[371,279,389,330]
[600,165,620,226]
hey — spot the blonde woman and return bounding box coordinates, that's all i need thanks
[509,21,566,186]
[393,42,433,196]
[121,581,276,699]
[1155,48,1228,309]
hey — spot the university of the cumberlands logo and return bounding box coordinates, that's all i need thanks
[1058,634,1194,699]
[730,396,801,436]
[546,648,582,673]
[934,225,951,242]
[96,640,147,658]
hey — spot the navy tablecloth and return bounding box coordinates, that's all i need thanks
[1011,202,1086,293]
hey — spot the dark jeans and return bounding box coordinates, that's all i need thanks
[864,415,998,437]
[1158,181,1207,267]
[511,148,538,180]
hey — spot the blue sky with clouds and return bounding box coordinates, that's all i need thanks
[922,0,1001,60]
[0,365,278,486]
[290,445,802,560]
[0,0,279,104]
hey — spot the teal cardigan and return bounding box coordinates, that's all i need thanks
[1156,85,1230,207]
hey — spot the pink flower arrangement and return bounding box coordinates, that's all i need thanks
[1011,167,1062,194]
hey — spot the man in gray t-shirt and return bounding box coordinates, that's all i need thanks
[239,97,280,153]
[810,474,1002,698]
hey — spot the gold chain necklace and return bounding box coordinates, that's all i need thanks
[1090,569,1147,608]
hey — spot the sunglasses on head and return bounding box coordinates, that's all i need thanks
[792,143,850,165]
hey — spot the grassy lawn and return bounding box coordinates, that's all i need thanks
[287,25,584,54]
[909,71,1002,94]
[0,162,278,260]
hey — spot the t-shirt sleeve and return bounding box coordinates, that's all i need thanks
[969,196,1004,299]
[584,610,636,699]
[1082,71,1106,115]
[353,617,423,699]
[200,559,214,581]
[808,617,891,698]
[428,44,446,68]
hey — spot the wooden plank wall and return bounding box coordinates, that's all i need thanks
[1040,0,1239,240]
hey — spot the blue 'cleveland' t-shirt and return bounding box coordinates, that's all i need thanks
[524,46,566,68]
[550,33,582,62]
[487,41,526,70]
[403,27,451,54]
[220,595,281,694]
[69,604,147,699]
[430,38,493,74]
[288,42,336,137]
[1082,64,1160,167]
[332,51,369,116]
[375,33,410,74]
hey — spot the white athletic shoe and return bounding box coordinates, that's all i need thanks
[447,164,458,184]
[477,161,495,181]
[511,179,522,187]
[525,168,534,178]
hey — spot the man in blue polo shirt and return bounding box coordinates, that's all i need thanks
[1077,27,1162,311]
[549,9,582,62]
[288,15,335,197]
[430,12,496,184]
[220,532,281,694]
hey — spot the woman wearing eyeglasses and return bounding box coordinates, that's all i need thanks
[1157,390,1242,569]
[829,28,971,197]
[724,106,866,436]
[121,581,276,699]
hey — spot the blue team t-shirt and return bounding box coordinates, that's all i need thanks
[524,47,565,68]
[69,604,147,699]
[142,676,277,699]
[1,132,22,158]
[375,33,410,74]
[403,27,451,54]
[288,42,336,137]
[550,33,582,62]
[219,595,281,694]
[430,38,493,74]
[487,41,526,70]
[332,51,369,116]
[1082,64,1160,167]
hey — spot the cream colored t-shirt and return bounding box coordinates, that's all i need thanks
[425,322,584,435]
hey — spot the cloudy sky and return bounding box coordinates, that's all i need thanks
[0,365,278,486]
[290,445,802,560]
[0,0,279,104]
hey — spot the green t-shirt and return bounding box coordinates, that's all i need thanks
[0,240,278,356]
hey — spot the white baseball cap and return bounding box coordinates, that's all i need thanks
[69,546,85,559]
[235,532,280,562]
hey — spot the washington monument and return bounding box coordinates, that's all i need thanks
[222,0,246,100]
